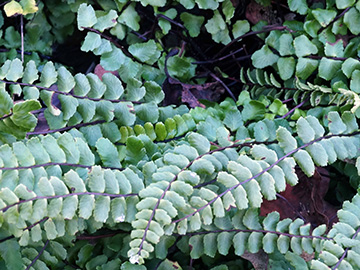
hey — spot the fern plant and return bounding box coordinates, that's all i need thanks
[0,0,360,269]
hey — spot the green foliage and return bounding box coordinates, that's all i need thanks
[0,0,360,269]
[4,0,38,17]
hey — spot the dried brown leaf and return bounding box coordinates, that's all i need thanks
[260,167,338,228]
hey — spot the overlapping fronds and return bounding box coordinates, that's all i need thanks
[1,0,360,269]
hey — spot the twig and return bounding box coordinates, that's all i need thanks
[76,231,122,240]
[276,193,307,222]
[164,48,179,78]
[0,79,142,104]
[25,240,50,270]
[1,192,137,213]
[0,112,13,121]
[194,178,217,188]
[214,25,291,59]
[118,0,132,15]
[281,97,309,119]
[182,228,332,240]
[317,6,352,34]
[0,1,10,7]
[156,14,207,60]
[222,54,252,64]
[240,81,297,91]
[20,15,24,63]
[136,141,257,257]
[130,30,148,41]
[115,132,191,146]
[63,260,79,269]
[82,27,156,68]
[0,217,49,243]
[0,48,52,60]
[25,217,49,231]
[210,72,237,101]
[172,131,360,224]
[189,258,193,270]
[282,98,293,103]
[305,55,355,61]
[26,120,106,136]
[0,236,14,243]
[192,47,244,65]
[0,162,91,171]
[332,225,360,269]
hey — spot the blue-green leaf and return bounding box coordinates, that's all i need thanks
[103,73,124,99]
[94,10,118,32]
[252,45,279,68]
[277,127,297,153]
[62,195,78,219]
[129,40,161,65]
[118,3,140,31]
[344,7,360,35]
[296,117,315,143]
[79,195,95,219]
[88,166,105,193]
[126,136,146,165]
[6,58,23,82]
[40,62,57,87]
[0,239,24,270]
[77,4,97,30]
[328,111,347,134]
[296,58,318,80]
[242,101,266,121]
[101,46,126,71]
[187,132,210,155]
[278,57,295,80]
[312,9,337,27]
[288,0,308,14]
[180,13,204,37]
[294,150,315,177]
[232,20,250,39]
[319,58,342,81]
[94,195,110,223]
[57,66,75,93]
[81,32,102,52]
[135,102,159,123]
[336,0,355,9]
[294,35,318,57]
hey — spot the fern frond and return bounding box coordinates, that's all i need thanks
[127,108,360,264]
[0,59,168,138]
